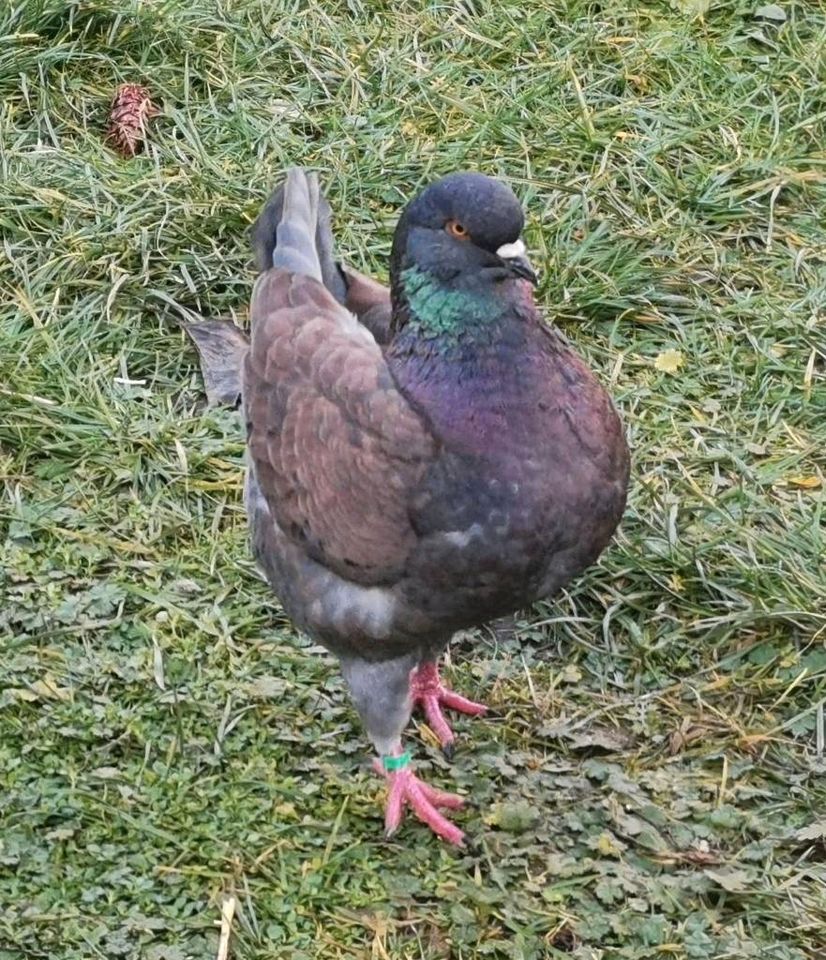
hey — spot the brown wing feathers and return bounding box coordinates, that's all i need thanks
[244,174,435,586]
[340,264,393,344]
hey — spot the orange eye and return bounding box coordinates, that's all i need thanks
[446,219,468,239]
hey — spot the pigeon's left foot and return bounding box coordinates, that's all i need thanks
[374,754,465,845]
[411,660,487,754]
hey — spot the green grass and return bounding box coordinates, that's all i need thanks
[1,0,825,957]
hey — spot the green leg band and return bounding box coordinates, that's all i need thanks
[381,750,412,772]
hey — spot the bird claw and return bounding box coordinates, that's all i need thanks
[411,662,487,751]
[374,761,465,845]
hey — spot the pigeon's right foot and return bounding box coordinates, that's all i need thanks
[411,660,487,755]
[374,755,465,845]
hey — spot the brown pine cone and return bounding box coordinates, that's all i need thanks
[106,83,159,157]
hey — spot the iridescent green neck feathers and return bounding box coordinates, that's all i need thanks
[400,266,505,341]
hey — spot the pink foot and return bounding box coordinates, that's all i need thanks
[411,661,487,752]
[373,759,465,845]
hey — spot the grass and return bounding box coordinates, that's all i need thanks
[1,0,825,957]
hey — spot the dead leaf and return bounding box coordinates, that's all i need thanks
[669,723,710,755]
[654,349,684,374]
[245,676,292,699]
[704,867,751,892]
[29,675,72,701]
[787,475,822,490]
[90,766,122,779]
[672,0,710,17]
[152,637,165,691]
[795,821,826,842]
[273,802,298,821]
[45,827,76,842]
[668,573,685,592]
[753,4,786,22]
[595,831,626,857]
[484,801,539,832]
[422,925,450,957]
[549,925,579,952]
[559,664,582,684]
[539,720,632,753]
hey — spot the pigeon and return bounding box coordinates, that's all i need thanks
[185,168,629,845]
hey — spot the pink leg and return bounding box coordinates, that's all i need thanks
[410,660,487,753]
[373,758,465,845]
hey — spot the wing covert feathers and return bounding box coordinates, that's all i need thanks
[244,270,435,586]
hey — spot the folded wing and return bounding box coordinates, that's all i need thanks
[244,268,435,586]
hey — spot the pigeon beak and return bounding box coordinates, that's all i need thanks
[496,239,538,285]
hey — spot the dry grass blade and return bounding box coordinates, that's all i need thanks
[216,896,237,960]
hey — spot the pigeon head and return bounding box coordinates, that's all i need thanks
[390,172,537,298]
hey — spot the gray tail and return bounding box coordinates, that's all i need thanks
[251,168,347,304]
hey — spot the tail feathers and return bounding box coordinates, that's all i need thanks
[315,191,348,304]
[271,168,322,282]
[251,168,347,304]
[251,184,285,273]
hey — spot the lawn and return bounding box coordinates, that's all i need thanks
[1,1,825,958]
